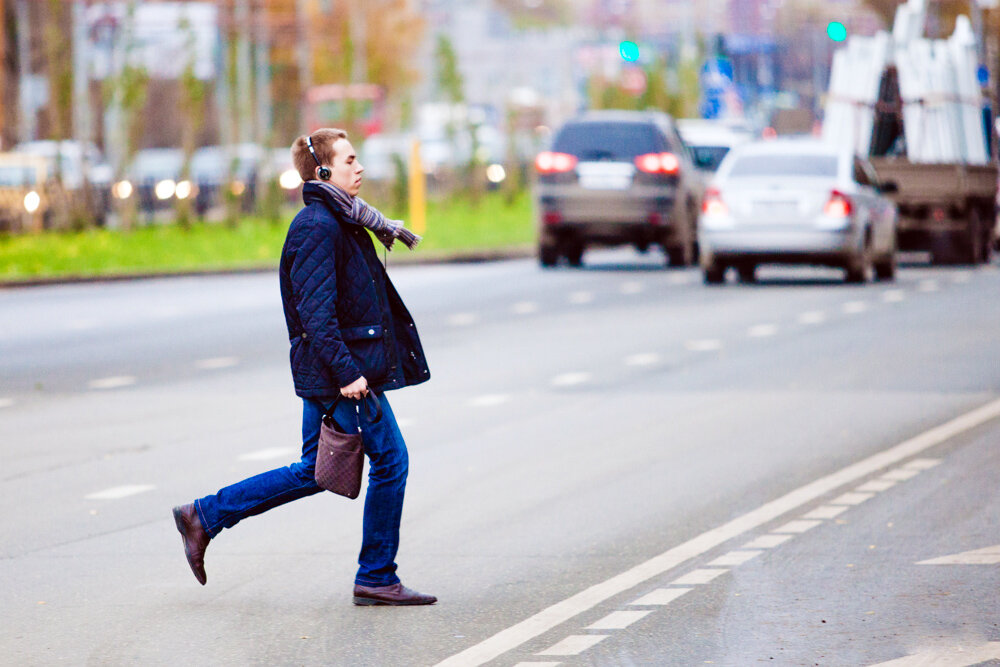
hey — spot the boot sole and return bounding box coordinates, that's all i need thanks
[352,596,435,606]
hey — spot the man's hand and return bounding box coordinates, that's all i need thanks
[340,376,369,401]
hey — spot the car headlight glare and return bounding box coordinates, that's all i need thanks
[279,169,302,190]
[155,179,177,200]
[175,180,193,200]
[486,164,506,184]
[113,180,133,199]
[23,191,41,213]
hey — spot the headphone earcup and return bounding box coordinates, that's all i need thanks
[318,166,331,180]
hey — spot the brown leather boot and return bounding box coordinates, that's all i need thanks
[353,583,437,606]
[172,504,210,585]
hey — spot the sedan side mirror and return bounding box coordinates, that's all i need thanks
[878,181,899,195]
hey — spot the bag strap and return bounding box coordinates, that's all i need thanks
[322,392,382,427]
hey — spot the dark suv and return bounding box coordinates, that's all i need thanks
[534,110,703,267]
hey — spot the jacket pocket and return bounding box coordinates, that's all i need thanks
[341,324,388,381]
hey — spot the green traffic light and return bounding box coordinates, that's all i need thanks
[619,40,640,62]
[827,21,847,42]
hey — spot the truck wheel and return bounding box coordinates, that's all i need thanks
[539,244,559,268]
[963,211,983,265]
[666,242,694,267]
[565,242,585,268]
[703,263,725,285]
[737,264,757,283]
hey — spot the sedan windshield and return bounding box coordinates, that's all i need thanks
[728,154,838,178]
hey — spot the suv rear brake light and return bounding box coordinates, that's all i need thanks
[535,151,577,174]
[701,187,728,216]
[823,190,853,217]
[635,152,680,175]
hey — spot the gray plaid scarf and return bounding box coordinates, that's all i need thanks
[306,180,421,251]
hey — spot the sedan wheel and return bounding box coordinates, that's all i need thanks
[844,251,871,284]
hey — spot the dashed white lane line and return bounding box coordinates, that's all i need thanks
[882,289,906,303]
[467,394,510,408]
[685,339,723,352]
[951,272,971,284]
[434,398,1000,667]
[0,398,13,409]
[881,466,921,481]
[668,274,695,286]
[88,375,137,390]
[918,279,939,292]
[620,281,644,295]
[802,505,849,520]
[903,457,941,470]
[585,610,653,630]
[195,356,240,370]
[447,313,478,327]
[747,324,778,338]
[671,568,729,585]
[568,291,593,305]
[742,534,793,549]
[629,587,693,606]
[536,635,609,656]
[551,372,591,387]
[774,519,823,534]
[798,311,826,325]
[239,447,297,462]
[511,301,539,315]
[708,550,762,567]
[514,663,561,667]
[830,492,875,506]
[856,479,897,492]
[84,484,155,500]
[842,301,868,314]
[625,353,660,367]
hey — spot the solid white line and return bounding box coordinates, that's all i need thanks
[568,291,593,305]
[881,467,921,481]
[742,534,793,550]
[802,505,849,520]
[85,484,155,500]
[447,313,478,327]
[585,610,653,630]
[903,457,941,470]
[536,635,608,656]
[629,587,693,606]
[748,324,778,338]
[856,479,897,493]
[830,492,875,506]
[511,301,539,315]
[708,550,762,567]
[433,397,1000,667]
[867,642,1000,666]
[551,372,591,387]
[195,356,240,370]
[842,301,868,314]
[625,353,660,367]
[0,398,13,409]
[620,281,644,295]
[468,394,511,408]
[88,376,137,390]
[773,519,823,534]
[238,447,297,462]
[798,311,826,325]
[671,568,729,586]
[685,339,722,352]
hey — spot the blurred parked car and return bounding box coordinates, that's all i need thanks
[698,139,898,284]
[191,143,263,214]
[677,119,755,173]
[0,152,50,231]
[126,148,184,216]
[533,110,703,267]
[14,140,113,224]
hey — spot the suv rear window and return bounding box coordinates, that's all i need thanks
[728,154,838,178]
[553,122,666,162]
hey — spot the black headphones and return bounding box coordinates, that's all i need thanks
[306,135,331,180]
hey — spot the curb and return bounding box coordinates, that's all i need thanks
[0,245,536,289]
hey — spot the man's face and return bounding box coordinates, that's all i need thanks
[325,138,364,196]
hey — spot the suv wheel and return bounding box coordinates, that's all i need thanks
[565,242,585,267]
[703,263,725,284]
[539,244,559,268]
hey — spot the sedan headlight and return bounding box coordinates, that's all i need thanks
[175,180,193,200]
[279,169,302,190]
[113,180,133,199]
[23,191,41,213]
[155,179,177,200]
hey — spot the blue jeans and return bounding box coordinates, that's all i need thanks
[195,392,409,587]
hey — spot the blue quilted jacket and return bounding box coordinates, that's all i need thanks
[278,183,430,397]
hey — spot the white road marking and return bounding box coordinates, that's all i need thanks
[798,311,826,325]
[239,447,297,462]
[671,568,729,586]
[195,356,240,370]
[433,397,1000,667]
[685,339,722,352]
[0,398,13,409]
[88,376,137,390]
[774,519,823,534]
[842,301,868,315]
[568,291,593,305]
[882,290,906,303]
[867,642,1000,666]
[856,479,897,493]
[629,587,693,606]
[468,394,510,408]
[881,467,921,481]
[447,313,478,327]
[511,301,539,315]
[903,457,941,470]
[708,550,762,567]
[918,279,939,292]
[625,353,660,367]
[514,663,561,667]
[551,372,591,387]
[742,534,793,550]
[620,281,644,295]
[585,610,653,630]
[802,505,849,520]
[747,324,778,338]
[668,274,694,286]
[85,484,155,500]
[917,544,1000,565]
[536,635,608,656]
[830,492,875,506]
[951,272,971,284]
